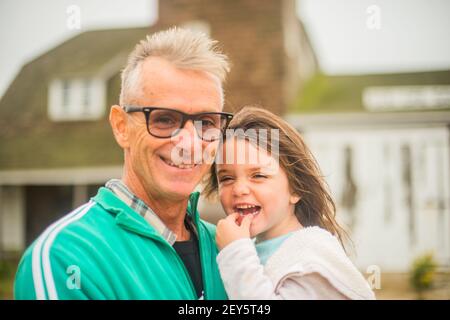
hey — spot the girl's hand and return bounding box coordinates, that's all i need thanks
[216,213,253,250]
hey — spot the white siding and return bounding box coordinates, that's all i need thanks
[303,126,450,272]
[0,186,25,251]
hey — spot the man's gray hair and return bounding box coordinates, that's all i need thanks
[120,27,230,105]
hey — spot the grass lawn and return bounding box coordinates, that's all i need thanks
[1,262,448,300]
[0,275,14,300]
[375,273,450,300]
[0,258,17,300]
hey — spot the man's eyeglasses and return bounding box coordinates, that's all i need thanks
[122,106,234,142]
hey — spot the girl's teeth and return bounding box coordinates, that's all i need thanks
[237,205,256,209]
[235,206,261,215]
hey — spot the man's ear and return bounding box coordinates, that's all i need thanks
[109,105,130,149]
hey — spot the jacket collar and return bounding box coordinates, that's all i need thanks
[92,187,201,241]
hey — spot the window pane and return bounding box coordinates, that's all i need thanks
[82,78,91,113]
[62,80,70,108]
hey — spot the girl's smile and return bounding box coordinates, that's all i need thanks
[232,202,262,225]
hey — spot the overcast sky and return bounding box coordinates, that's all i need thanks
[0,0,449,98]
[298,0,450,74]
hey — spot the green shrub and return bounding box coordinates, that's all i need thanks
[409,253,437,299]
[0,260,14,278]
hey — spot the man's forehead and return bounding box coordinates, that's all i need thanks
[137,58,222,103]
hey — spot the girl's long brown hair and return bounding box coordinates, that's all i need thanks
[203,106,350,249]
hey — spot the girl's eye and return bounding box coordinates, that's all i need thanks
[218,176,233,183]
[253,174,267,179]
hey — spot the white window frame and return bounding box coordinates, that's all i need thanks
[48,77,106,121]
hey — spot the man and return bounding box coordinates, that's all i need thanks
[14,27,232,299]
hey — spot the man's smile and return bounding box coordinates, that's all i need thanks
[159,155,199,170]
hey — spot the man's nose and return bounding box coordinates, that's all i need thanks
[178,120,202,144]
[171,120,203,160]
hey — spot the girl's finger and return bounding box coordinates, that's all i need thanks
[226,212,239,222]
[240,214,253,230]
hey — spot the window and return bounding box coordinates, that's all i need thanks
[401,144,415,246]
[62,79,71,109]
[48,77,106,121]
[82,79,91,106]
[341,145,358,230]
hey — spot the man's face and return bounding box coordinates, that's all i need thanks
[124,57,223,201]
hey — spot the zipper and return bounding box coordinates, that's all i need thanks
[167,242,198,299]
[195,220,210,300]
[117,195,207,299]
[120,225,198,299]
[169,224,209,300]
[187,194,209,300]
[152,232,198,299]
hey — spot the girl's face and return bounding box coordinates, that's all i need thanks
[216,138,301,241]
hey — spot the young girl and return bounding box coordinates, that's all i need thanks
[203,106,375,300]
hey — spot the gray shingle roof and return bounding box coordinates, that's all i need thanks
[290,70,450,114]
[0,27,153,170]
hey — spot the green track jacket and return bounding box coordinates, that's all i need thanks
[14,187,227,300]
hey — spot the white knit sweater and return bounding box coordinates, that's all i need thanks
[216,226,375,300]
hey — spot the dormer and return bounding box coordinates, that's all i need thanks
[48,76,106,121]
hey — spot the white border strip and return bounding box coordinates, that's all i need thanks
[42,201,95,300]
[31,201,93,300]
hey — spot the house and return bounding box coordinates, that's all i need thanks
[287,70,450,272]
[0,0,316,255]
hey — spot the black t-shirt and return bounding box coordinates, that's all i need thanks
[173,220,203,298]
